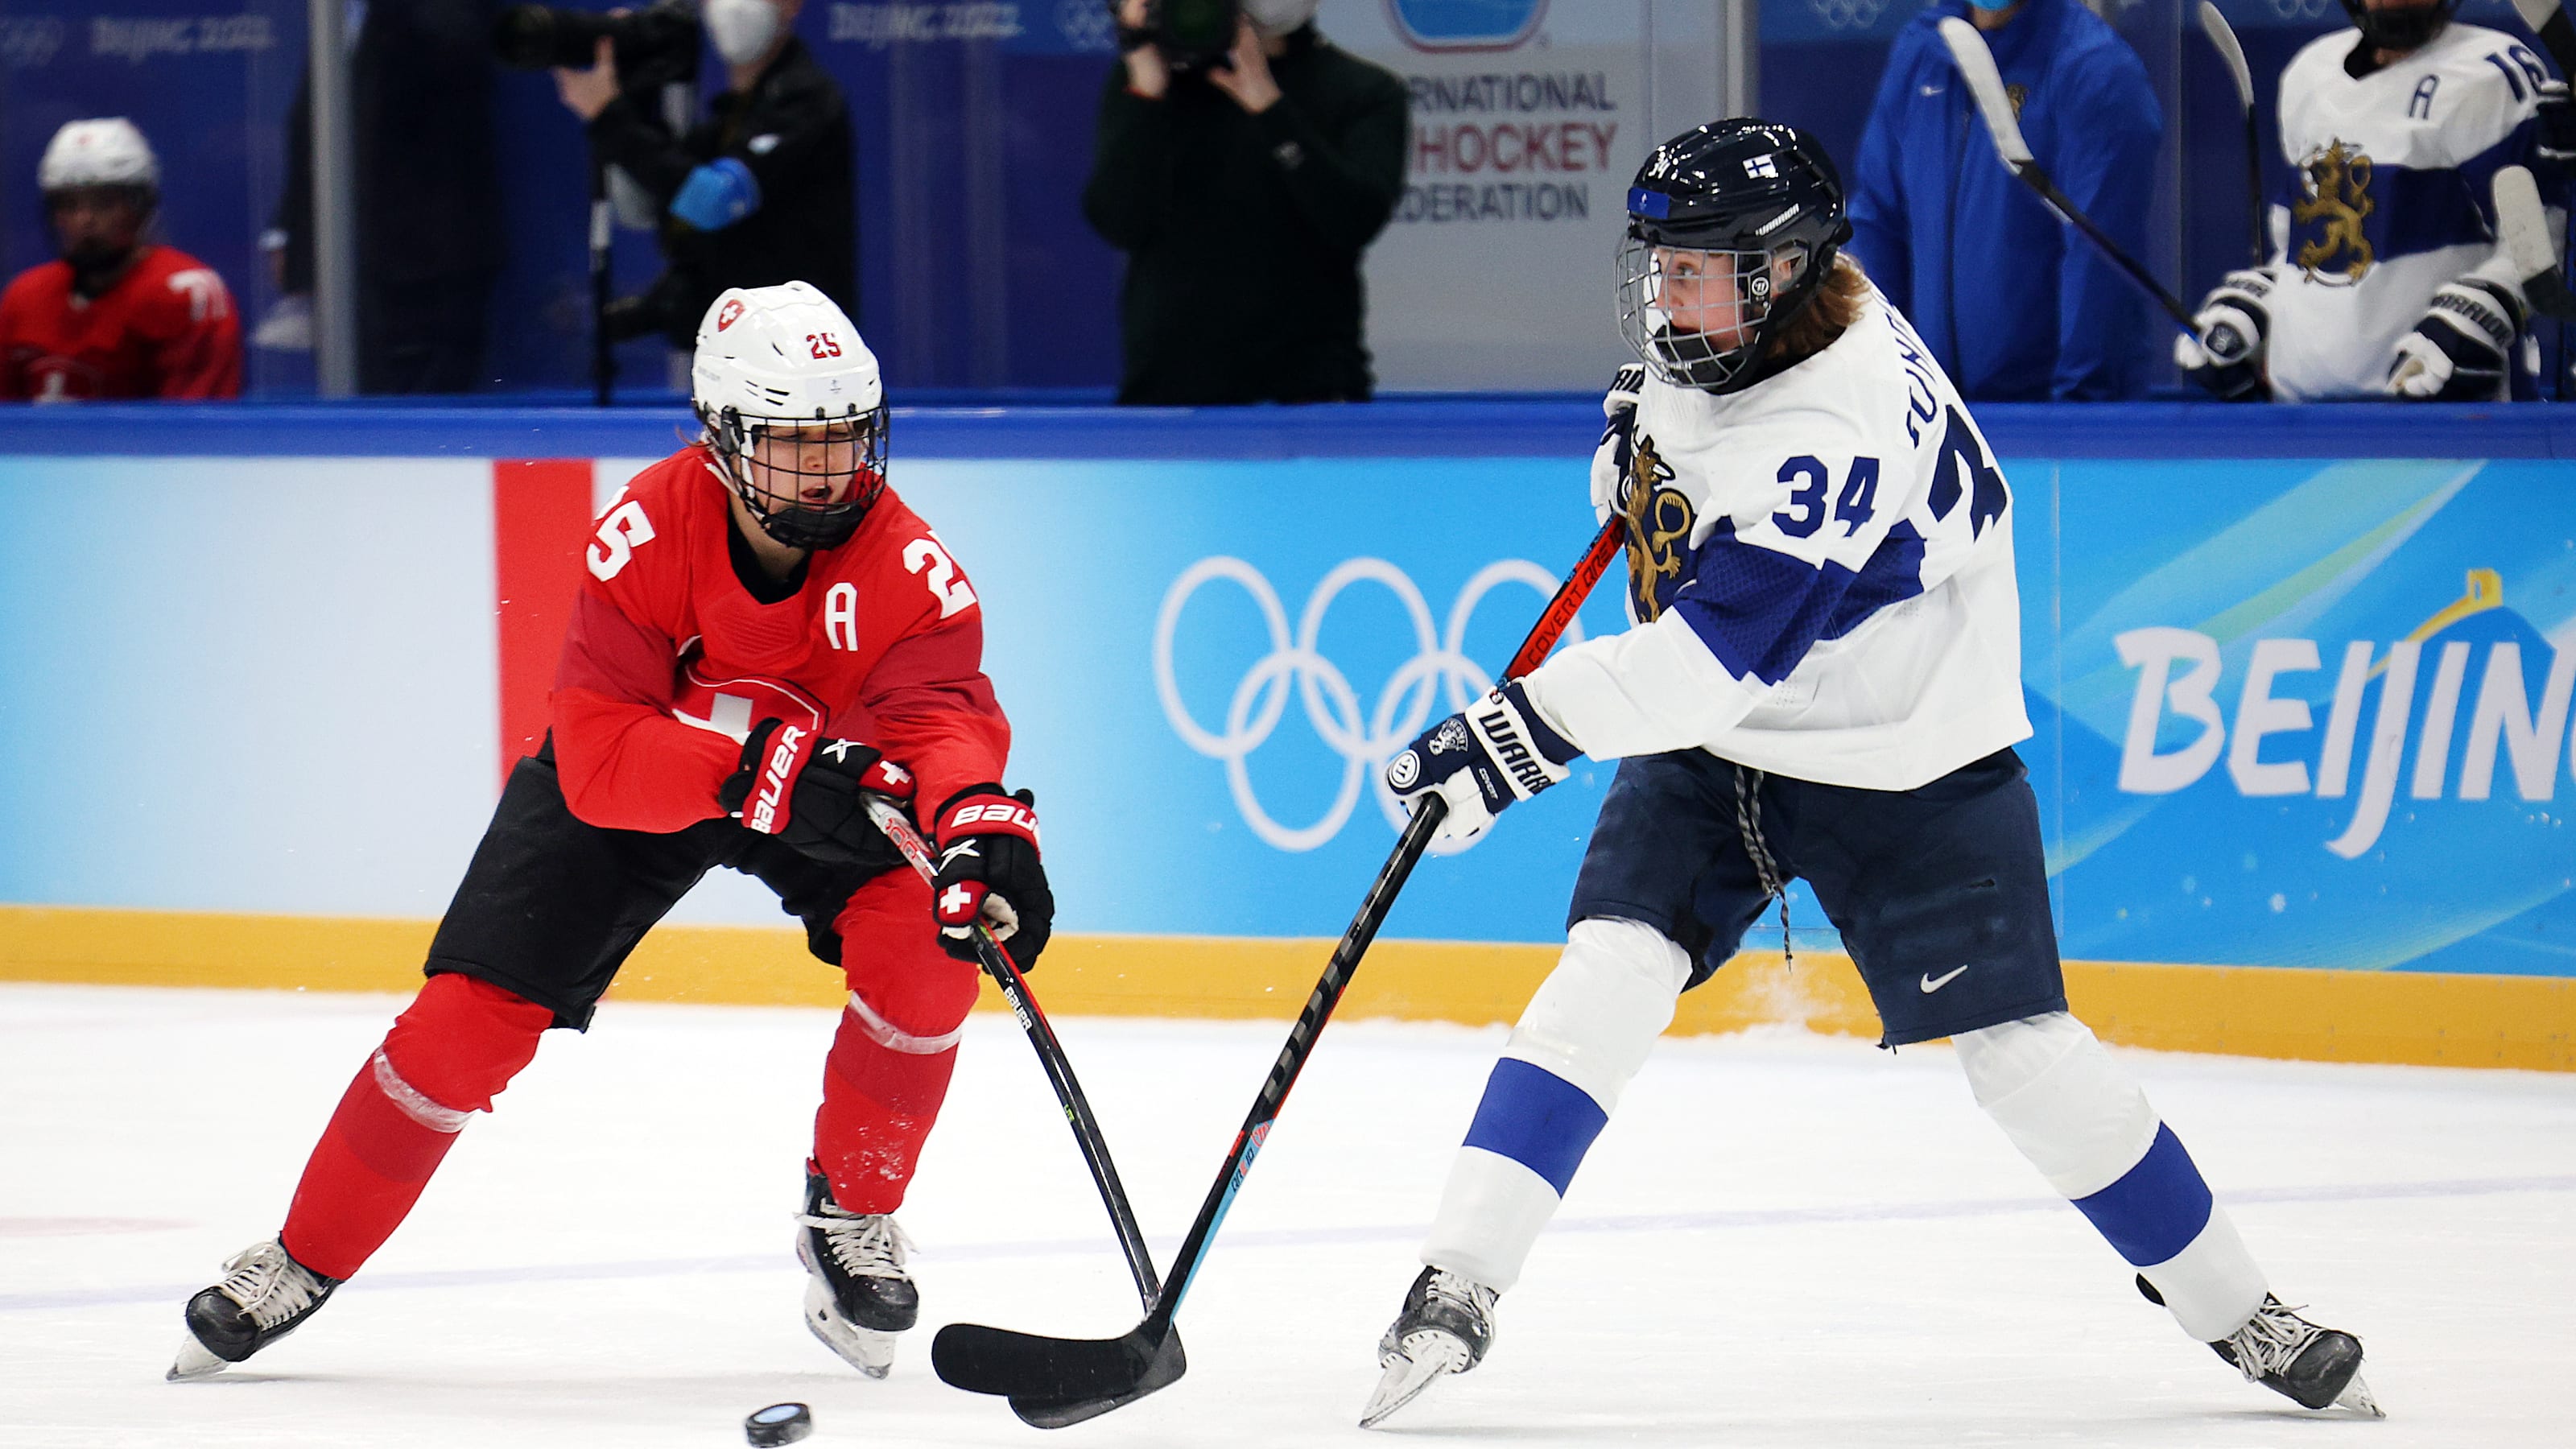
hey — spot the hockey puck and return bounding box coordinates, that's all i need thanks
[744,1402,812,1447]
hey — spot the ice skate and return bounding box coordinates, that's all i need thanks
[1359,1266,1499,1428]
[167,1238,341,1381]
[2140,1277,2382,1416]
[793,1171,917,1380]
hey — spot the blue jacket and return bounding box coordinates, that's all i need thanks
[1847,0,2163,400]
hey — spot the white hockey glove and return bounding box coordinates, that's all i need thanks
[1590,362,1645,525]
[1384,681,1579,848]
[2174,268,2273,401]
[2387,279,2523,401]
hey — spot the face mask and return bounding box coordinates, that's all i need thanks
[705,0,781,65]
[1241,0,1319,38]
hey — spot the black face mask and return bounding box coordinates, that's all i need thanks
[2342,0,2453,53]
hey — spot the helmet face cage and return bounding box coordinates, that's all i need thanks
[703,401,888,551]
[1616,234,1815,394]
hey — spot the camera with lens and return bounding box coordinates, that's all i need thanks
[1124,0,1241,71]
[493,0,700,93]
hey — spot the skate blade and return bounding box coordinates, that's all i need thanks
[803,1282,898,1380]
[167,1334,229,1382]
[1359,1331,1468,1430]
[2332,1371,2385,1418]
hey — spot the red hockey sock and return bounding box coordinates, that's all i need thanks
[279,974,551,1280]
[812,996,964,1214]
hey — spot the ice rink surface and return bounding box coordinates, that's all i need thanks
[5,981,2571,1448]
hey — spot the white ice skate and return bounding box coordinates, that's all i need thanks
[1360,1266,1499,1428]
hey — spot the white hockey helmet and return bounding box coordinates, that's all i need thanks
[691,282,887,551]
[39,118,159,196]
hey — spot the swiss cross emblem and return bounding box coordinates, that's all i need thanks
[716,299,745,331]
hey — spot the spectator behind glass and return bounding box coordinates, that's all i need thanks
[1846,0,2162,400]
[553,0,857,356]
[0,118,241,402]
[265,0,506,394]
[1084,0,1407,405]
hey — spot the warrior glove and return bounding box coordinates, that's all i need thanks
[720,717,915,868]
[1385,681,1579,848]
[2175,269,2274,401]
[2388,279,2523,401]
[931,787,1054,970]
[1590,362,1647,524]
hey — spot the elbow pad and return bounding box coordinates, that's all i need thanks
[671,157,762,232]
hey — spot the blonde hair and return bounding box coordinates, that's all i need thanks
[1767,251,1871,364]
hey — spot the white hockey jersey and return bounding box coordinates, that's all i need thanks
[1520,287,2032,791]
[2265,21,2553,401]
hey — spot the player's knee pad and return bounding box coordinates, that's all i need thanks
[1503,916,1691,1110]
[378,972,553,1117]
[1955,1010,2161,1199]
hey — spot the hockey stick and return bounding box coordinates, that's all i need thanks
[1937,17,2200,332]
[928,516,1626,1426]
[2495,165,2576,318]
[863,796,1179,1419]
[2195,1,2267,267]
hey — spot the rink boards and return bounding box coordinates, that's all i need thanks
[2,401,2571,1070]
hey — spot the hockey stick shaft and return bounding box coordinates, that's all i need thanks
[1135,515,1626,1340]
[1937,17,2201,332]
[866,796,1164,1308]
[2194,0,2266,266]
[2512,0,2576,78]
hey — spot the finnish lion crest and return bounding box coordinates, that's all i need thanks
[2293,139,2376,284]
[1619,433,1695,622]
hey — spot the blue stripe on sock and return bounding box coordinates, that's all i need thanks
[1459,1058,1608,1196]
[2070,1123,2215,1267]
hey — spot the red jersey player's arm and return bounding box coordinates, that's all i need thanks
[147,270,242,399]
[550,587,741,833]
[0,275,35,400]
[862,609,1012,815]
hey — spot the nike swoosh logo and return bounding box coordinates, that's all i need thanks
[1920,85,1945,96]
[1920,965,1970,993]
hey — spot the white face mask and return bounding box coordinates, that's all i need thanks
[705,0,781,65]
[1241,0,1318,39]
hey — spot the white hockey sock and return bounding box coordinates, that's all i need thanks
[1955,1012,2267,1342]
[1422,918,1689,1292]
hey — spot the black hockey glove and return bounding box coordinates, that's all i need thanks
[2175,269,2273,401]
[1589,362,1647,523]
[930,786,1054,970]
[1384,681,1579,850]
[719,717,916,868]
[2537,80,2576,179]
[2387,279,2524,401]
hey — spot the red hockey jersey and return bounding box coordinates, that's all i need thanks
[551,447,1011,836]
[0,245,241,401]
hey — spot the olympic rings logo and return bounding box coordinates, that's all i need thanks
[1806,0,1891,31]
[1153,556,1583,853]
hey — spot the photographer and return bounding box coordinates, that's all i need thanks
[551,0,856,350]
[1084,0,1407,405]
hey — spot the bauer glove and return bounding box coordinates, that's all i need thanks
[1384,680,1579,849]
[1590,362,1647,525]
[2175,268,2273,401]
[720,717,915,868]
[931,786,1054,970]
[2388,279,2523,401]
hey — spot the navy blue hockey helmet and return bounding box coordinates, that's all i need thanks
[1616,118,1853,395]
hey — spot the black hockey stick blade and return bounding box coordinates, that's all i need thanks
[931,1319,1186,1424]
